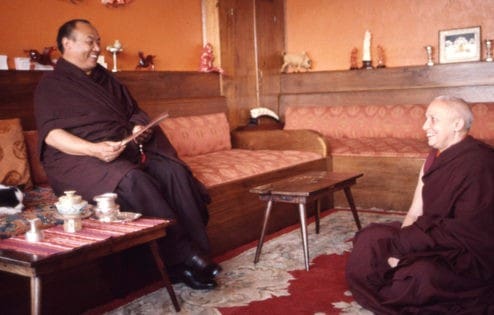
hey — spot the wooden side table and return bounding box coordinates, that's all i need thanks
[250,171,363,271]
[0,217,180,314]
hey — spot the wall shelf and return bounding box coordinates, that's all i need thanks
[278,62,494,110]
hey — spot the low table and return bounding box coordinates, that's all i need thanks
[250,171,363,271]
[0,217,180,314]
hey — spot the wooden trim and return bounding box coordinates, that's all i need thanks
[115,71,221,100]
[281,62,494,94]
[0,71,222,130]
[232,129,329,157]
[139,96,227,119]
[279,62,494,114]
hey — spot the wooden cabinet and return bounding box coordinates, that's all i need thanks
[211,0,284,128]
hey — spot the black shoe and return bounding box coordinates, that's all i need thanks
[185,254,223,279]
[169,265,217,290]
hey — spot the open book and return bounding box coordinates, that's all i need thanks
[120,112,169,146]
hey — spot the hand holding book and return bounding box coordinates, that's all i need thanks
[120,112,169,146]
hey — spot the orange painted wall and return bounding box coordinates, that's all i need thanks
[2,1,493,72]
[285,0,494,71]
[0,0,203,71]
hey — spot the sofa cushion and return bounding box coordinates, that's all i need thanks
[0,185,60,239]
[0,118,32,188]
[160,112,231,157]
[284,104,426,139]
[328,137,430,158]
[182,149,322,187]
[284,103,494,158]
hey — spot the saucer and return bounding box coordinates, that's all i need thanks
[91,211,142,223]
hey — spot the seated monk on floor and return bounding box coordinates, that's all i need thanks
[346,95,494,314]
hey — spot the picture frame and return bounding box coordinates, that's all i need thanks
[439,26,481,63]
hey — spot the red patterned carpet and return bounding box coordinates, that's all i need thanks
[90,208,404,315]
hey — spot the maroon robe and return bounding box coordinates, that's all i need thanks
[346,136,494,314]
[34,58,207,203]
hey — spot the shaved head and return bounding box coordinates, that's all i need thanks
[432,96,473,131]
[423,96,473,152]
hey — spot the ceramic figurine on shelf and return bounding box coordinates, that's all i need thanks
[25,46,57,66]
[350,47,359,70]
[106,40,123,72]
[280,51,312,73]
[376,45,386,68]
[485,40,493,62]
[199,43,224,74]
[136,51,155,70]
[424,45,434,66]
[101,0,132,7]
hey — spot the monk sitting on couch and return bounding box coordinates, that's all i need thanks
[34,19,221,290]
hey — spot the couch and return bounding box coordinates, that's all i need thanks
[0,111,330,256]
[283,103,494,211]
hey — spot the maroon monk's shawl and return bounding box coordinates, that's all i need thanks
[34,59,204,202]
[346,136,494,314]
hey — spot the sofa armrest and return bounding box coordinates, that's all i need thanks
[231,129,329,157]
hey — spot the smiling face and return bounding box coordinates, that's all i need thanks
[422,99,465,152]
[61,21,101,74]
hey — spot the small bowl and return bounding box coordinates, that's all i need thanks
[55,200,88,216]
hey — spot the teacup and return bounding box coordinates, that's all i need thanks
[93,192,118,212]
[93,192,119,221]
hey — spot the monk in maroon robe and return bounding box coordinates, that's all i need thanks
[34,19,221,290]
[346,96,494,314]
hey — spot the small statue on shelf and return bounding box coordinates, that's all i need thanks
[376,45,386,68]
[280,51,312,73]
[25,46,57,66]
[199,43,224,74]
[349,47,359,70]
[106,40,123,72]
[136,51,155,70]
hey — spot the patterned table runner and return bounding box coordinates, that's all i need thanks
[0,217,167,257]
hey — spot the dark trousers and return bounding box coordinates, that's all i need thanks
[115,155,211,266]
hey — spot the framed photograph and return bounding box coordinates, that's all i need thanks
[439,26,481,63]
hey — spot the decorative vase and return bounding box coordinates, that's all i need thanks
[485,40,493,62]
[424,45,434,66]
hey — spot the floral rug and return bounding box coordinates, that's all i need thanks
[100,209,404,315]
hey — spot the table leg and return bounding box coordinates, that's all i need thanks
[315,199,321,234]
[254,199,273,264]
[343,186,362,230]
[298,203,310,271]
[30,276,41,315]
[149,240,181,312]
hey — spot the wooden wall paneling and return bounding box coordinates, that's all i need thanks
[280,62,494,94]
[0,71,45,130]
[218,0,258,129]
[115,71,221,101]
[138,96,227,119]
[278,86,494,119]
[332,156,424,212]
[0,71,222,130]
[254,0,285,113]
[278,62,494,116]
